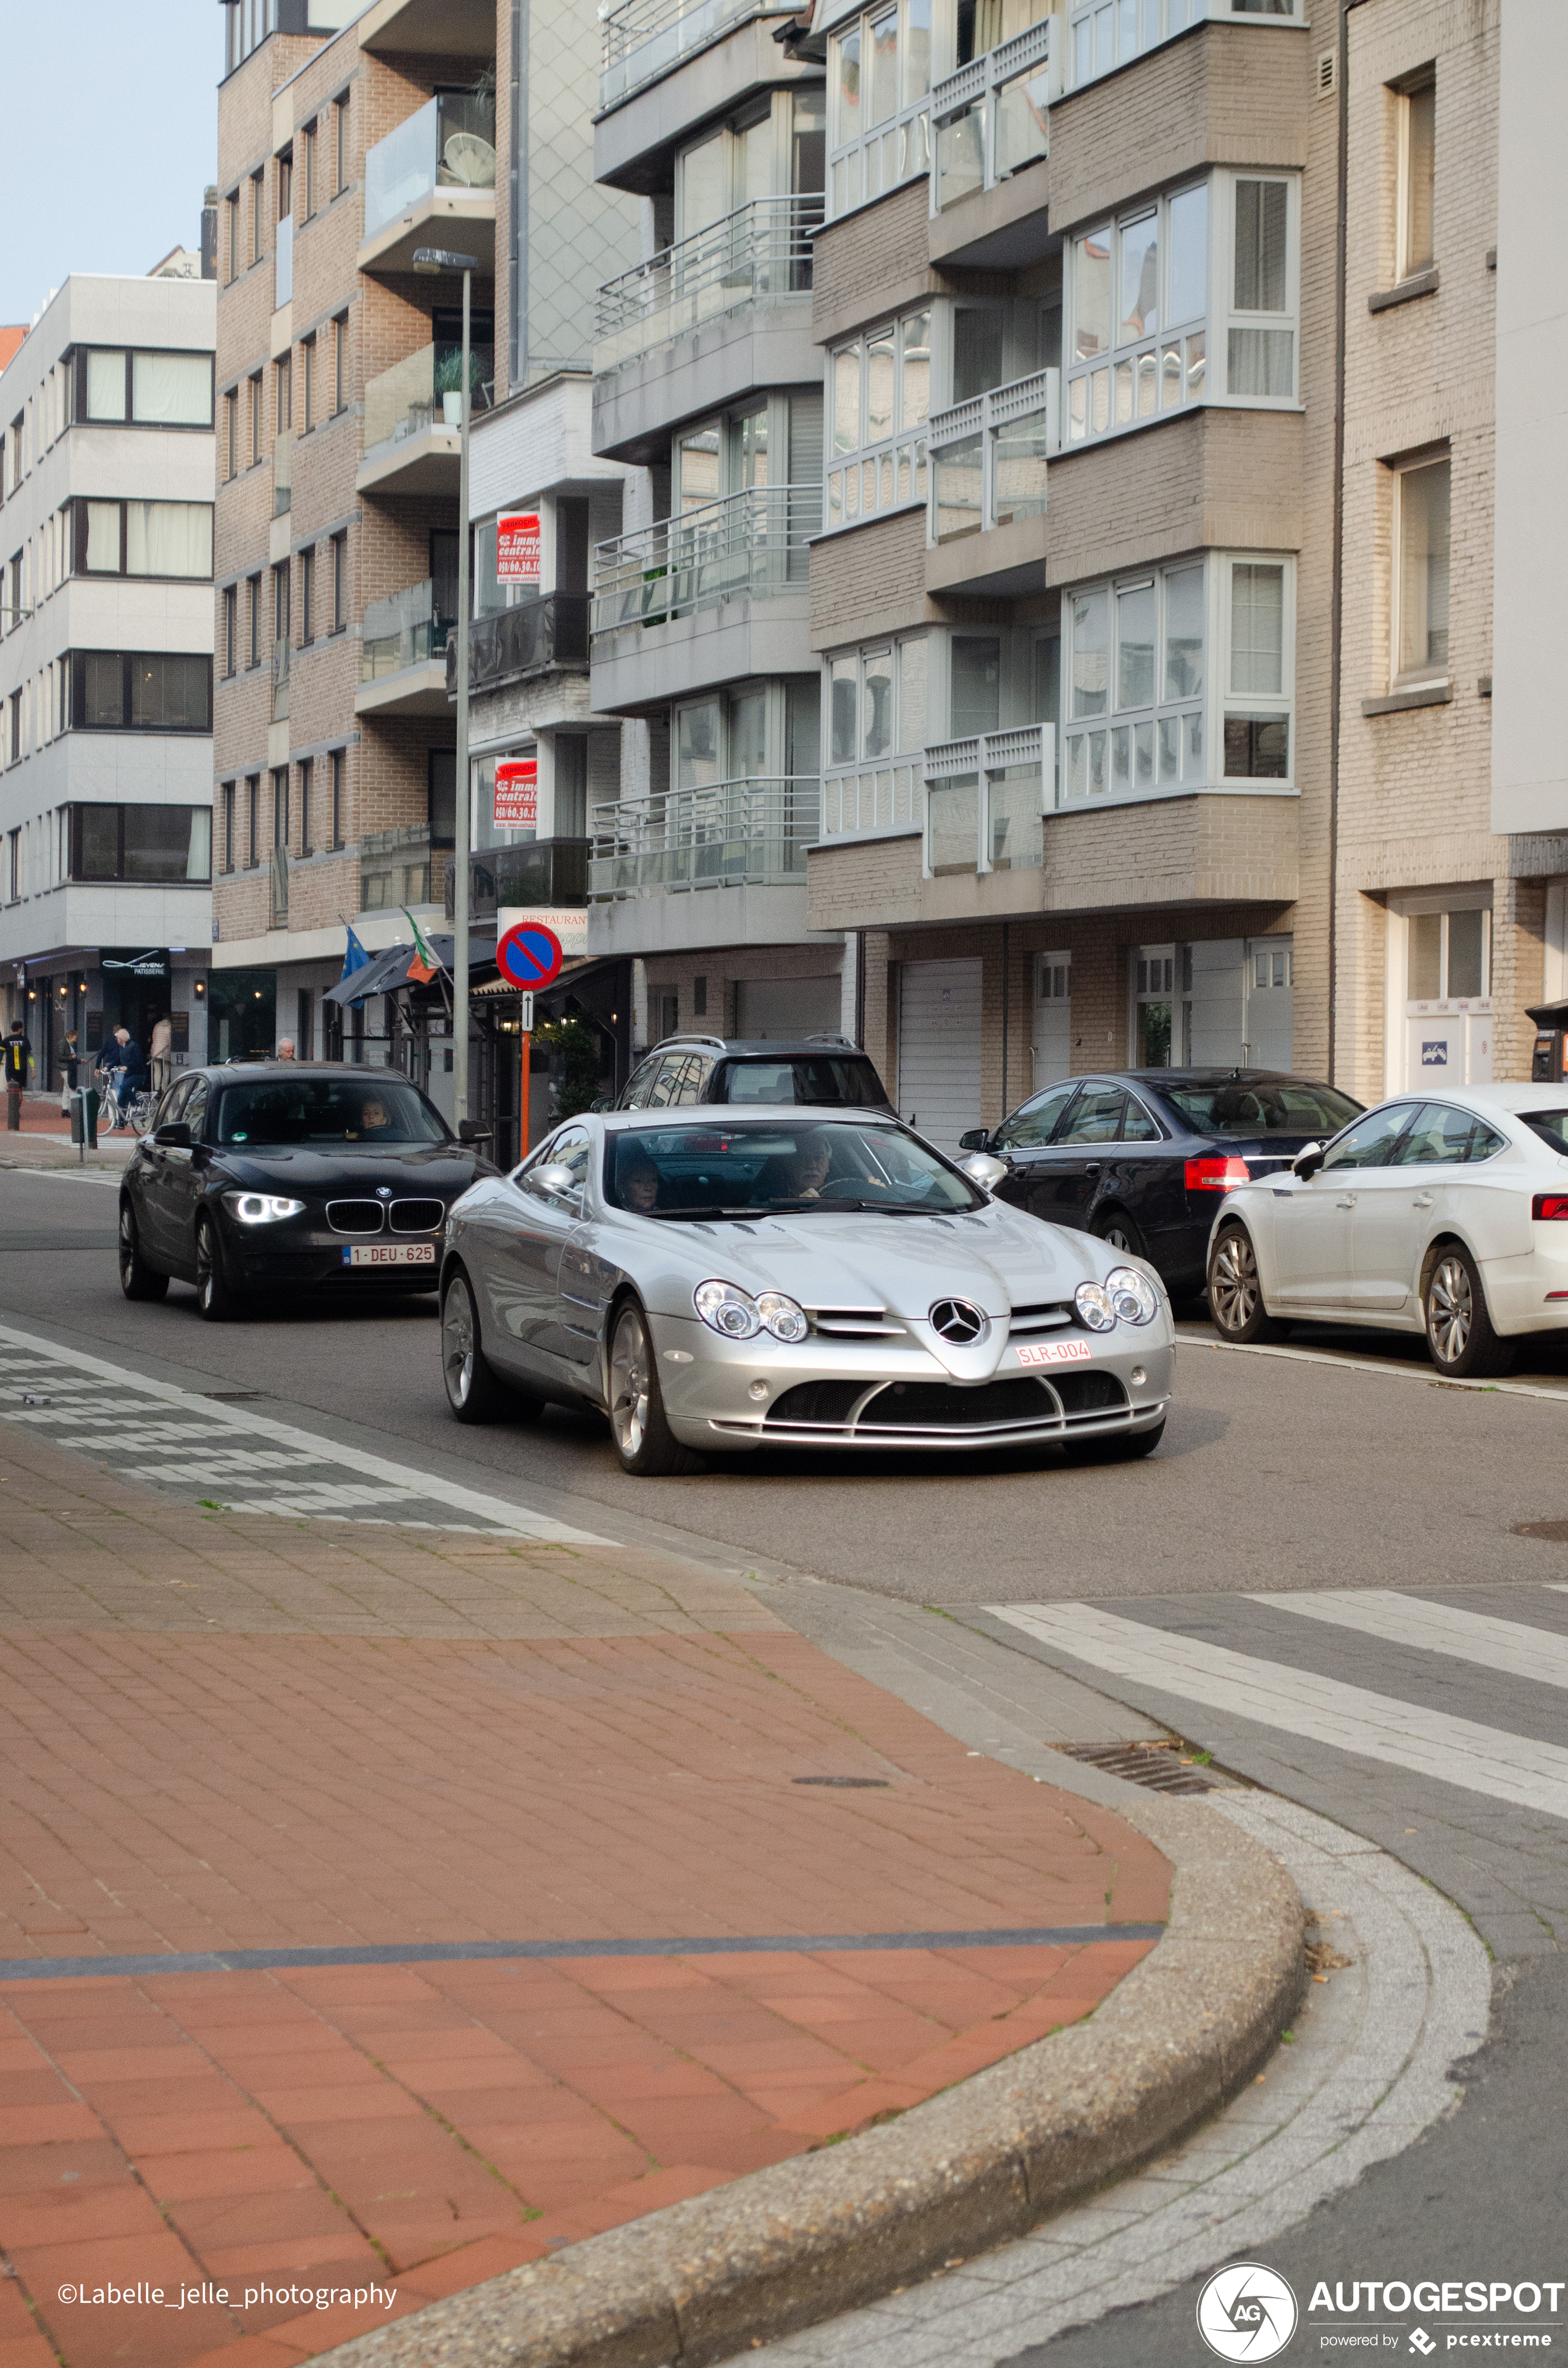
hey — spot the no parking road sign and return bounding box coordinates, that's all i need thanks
[496,919,564,990]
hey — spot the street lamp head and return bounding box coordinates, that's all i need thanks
[412,247,480,274]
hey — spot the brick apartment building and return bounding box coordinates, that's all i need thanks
[210,0,635,1106]
[573,0,1562,1148]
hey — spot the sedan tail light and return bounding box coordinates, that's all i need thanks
[1185,1155,1252,1193]
[1532,1193,1568,1221]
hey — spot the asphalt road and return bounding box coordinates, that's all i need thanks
[8,1160,1568,2366]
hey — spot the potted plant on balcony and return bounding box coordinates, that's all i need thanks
[433,343,491,430]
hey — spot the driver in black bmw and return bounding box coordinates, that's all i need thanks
[117,1063,496,1321]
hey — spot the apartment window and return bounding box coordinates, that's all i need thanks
[1396,72,1436,280]
[823,635,928,835]
[301,335,315,431]
[6,827,17,892]
[1069,0,1299,88]
[333,93,349,193]
[826,310,931,530]
[1065,563,1205,800]
[222,780,236,872]
[299,756,313,856]
[248,572,262,667]
[275,353,292,433]
[249,372,263,464]
[1227,177,1296,398]
[223,389,238,479]
[330,530,346,630]
[225,190,240,281]
[1223,559,1291,778]
[272,767,290,855]
[77,348,214,427]
[827,0,933,218]
[277,151,292,223]
[333,312,349,414]
[74,500,213,580]
[246,774,260,868]
[273,561,291,654]
[1407,904,1490,1004]
[302,120,318,217]
[222,585,238,677]
[67,801,211,882]
[6,551,21,631]
[68,651,213,734]
[330,747,344,846]
[251,170,266,266]
[300,546,315,645]
[7,692,19,766]
[1393,454,1450,684]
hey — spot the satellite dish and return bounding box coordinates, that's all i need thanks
[443,133,496,188]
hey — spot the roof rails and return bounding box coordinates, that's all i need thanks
[648,1033,728,1053]
[804,1033,858,1048]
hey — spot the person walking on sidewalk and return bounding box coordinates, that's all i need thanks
[4,1023,31,1132]
[148,1013,173,1100]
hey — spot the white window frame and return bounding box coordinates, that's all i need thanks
[1390,450,1451,690]
[821,634,929,839]
[1219,554,1295,784]
[827,0,933,221]
[1067,0,1301,94]
[825,309,932,533]
[1394,70,1437,283]
[1219,170,1301,409]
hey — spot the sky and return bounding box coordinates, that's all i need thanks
[0,2,222,327]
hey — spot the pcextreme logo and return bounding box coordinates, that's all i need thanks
[1198,2263,1301,2361]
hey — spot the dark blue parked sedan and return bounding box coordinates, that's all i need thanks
[959,1069,1363,1295]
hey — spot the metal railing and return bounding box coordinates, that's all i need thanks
[273,427,293,518]
[931,15,1056,212]
[593,485,818,634]
[361,579,455,682]
[595,196,821,372]
[444,594,591,693]
[928,366,1057,542]
[590,776,820,898]
[924,722,1054,872]
[828,93,930,222]
[275,212,293,307]
[364,91,497,245]
[599,0,799,112]
[271,634,290,722]
[363,341,496,459]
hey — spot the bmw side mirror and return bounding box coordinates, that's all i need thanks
[458,1119,493,1145]
[153,1121,193,1150]
[961,1151,1009,1193]
[1291,1142,1325,1180]
[957,1128,990,1152]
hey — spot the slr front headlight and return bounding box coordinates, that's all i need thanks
[694,1279,762,1338]
[756,1290,809,1343]
[226,1192,305,1224]
[1104,1264,1160,1325]
[1074,1281,1117,1333]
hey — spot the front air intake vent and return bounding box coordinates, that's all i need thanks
[391,1198,445,1233]
[327,1200,385,1235]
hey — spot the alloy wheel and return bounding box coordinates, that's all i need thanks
[609,1309,651,1462]
[1210,1229,1260,1333]
[443,1281,477,1408]
[1428,1253,1472,1366]
[118,1208,137,1287]
[1103,1224,1134,1252]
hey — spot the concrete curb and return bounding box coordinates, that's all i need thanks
[317,1791,1303,2368]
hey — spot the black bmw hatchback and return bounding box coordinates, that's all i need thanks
[961,1068,1362,1295]
[118,1064,496,1320]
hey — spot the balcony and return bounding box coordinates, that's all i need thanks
[360,91,497,277]
[275,212,293,309]
[273,428,293,518]
[925,724,1053,876]
[358,340,494,496]
[356,579,455,718]
[591,774,819,900]
[362,824,435,914]
[593,485,816,634]
[271,635,290,724]
[452,837,590,922]
[445,595,591,696]
[596,198,820,374]
[932,17,1056,213]
[930,369,1055,543]
[599,0,799,113]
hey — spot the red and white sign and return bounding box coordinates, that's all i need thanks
[498,904,588,956]
[496,511,541,585]
[1015,1339,1093,1368]
[493,758,538,831]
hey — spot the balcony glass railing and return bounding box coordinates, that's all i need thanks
[275,212,293,307]
[273,427,293,517]
[361,579,454,681]
[928,367,1056,542]
[593,485,818,634]
[445,595,591,694]
[452,838,590,921]
[271,635,290,722]
[364,91,497,245]
[924,724,1054,873]
[821,755,925,840]
[599,0,799,112]
[590,777,820,899]
[596,196,822,372]
[364,341,496,458]
[932,16,1056,211]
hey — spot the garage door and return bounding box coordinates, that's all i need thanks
[898,957,983,1150]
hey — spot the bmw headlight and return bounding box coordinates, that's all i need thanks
[225,1192,305,1224]
[1104,1264,1160,1325]
[694,1279,808,1342]
[1074,1281,1117,1333]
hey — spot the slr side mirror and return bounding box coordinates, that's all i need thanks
[957,1128,990,1152]
[1291,1142,1325,1180]
[961,1151,1010,1194]
[533,1163,579,1201]
[458,1119,493,1145]
[153,1121,193,1150]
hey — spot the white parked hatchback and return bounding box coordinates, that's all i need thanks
[1205,1083,1568,1378]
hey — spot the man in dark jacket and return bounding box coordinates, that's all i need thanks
[101,1026,143,1129]
[4,1024,31,1131]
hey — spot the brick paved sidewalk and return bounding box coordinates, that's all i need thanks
[0,1430,1169,2368]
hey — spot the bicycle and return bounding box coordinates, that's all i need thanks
[96,1071,156,1136]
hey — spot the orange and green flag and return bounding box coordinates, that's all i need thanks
[402,908,440,985]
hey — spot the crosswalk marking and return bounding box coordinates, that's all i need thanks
[987,1600,1568,1820]
[1251,1588,1568,1690]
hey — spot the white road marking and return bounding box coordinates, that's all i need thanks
[1177,1325,1568,1404]
[1251,1588,1568,1689]
[0,1321,609,1544]
[987,1599,1568,1820]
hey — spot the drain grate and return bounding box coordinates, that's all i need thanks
[1057,1741,1216,1795]
[792,1776,891,1789]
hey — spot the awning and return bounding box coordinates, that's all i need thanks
[323,934,496,1006]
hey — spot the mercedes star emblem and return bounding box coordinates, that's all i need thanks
[930,1298,987,1344]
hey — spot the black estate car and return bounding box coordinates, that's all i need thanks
[118,1063,496,1320]
[617,1034,893,1113]
[959,1069,1363,1294]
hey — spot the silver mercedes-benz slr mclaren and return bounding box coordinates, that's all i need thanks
[438,1107,1175,1476]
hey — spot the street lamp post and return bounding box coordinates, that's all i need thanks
[413,246,480,1128]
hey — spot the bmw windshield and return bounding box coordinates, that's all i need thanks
[604,1124,983,1219]
[215,1078,449,1147]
